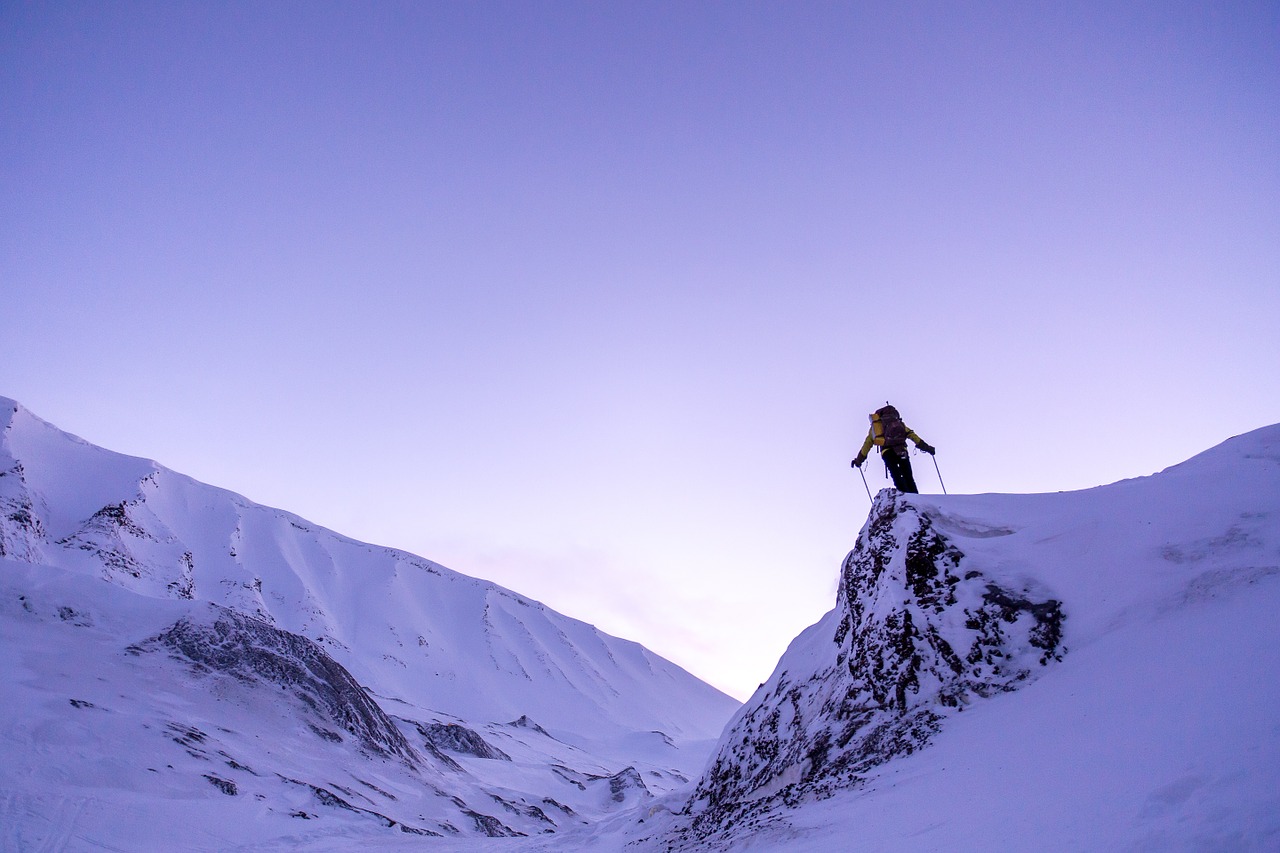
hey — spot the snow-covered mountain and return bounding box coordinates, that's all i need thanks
[646,423,1280,851]
[0,397,739,847]
[4,395,1278,851]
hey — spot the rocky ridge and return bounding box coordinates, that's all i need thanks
[673,490,1065,846]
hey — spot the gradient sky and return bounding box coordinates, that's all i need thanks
[3,1,1278,699]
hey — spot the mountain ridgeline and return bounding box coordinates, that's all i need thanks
[3,395,1278,851]
[0,396,738,843]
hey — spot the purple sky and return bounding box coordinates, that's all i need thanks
[4,2,1278,698]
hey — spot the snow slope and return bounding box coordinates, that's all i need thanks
[644,423,1280,851]
[0,397,739,846]
[4,394,1278,851]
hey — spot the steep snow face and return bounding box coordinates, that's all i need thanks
[0,396,740,846]
[0,397,737,743]
[666,425,1280,850]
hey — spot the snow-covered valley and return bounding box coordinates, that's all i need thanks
[2,395,1278,851]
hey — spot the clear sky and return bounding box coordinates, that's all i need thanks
[3,1,1277,699]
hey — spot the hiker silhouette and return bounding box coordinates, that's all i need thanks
[852,404,935,494]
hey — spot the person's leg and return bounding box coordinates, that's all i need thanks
[899,456,920,493]
[885,450,919,493]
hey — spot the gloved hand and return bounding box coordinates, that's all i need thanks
[917,442,935,455]
[851,455,866,468]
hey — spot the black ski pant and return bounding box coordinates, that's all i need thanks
[883,448,919,494]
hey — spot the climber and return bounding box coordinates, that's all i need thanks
[851,403,935,494]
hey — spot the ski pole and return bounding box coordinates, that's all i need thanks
[931,454,947,495]
[857,465,872,502]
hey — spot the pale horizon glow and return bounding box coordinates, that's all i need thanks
[3,2,1277,699]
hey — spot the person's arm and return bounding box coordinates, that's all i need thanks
[906,428,935,454]
[852,428,875,466]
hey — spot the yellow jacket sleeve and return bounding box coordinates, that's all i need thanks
[857,428,875,459]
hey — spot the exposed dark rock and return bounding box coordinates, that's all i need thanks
[542,797,577,818]
[134,606,418,763]
[551,764,589,790]
[276,775,442,836]
[0,473,45,560]
[59,501,157,582]
[463,809,524,837]
[357,778,396,800]
[166,722,211,759]
[490,794,557,826]
[308,724,344,743]
[415,721,510,761]
[676,492,1066,846]
[167,552,196,600]
[310,784,358,811]
[222,755,258,775]
[398,824,436,835]
[203,774,238,796]
[57,606,92,626]
[608,767,650,803]
[507,715,552,737]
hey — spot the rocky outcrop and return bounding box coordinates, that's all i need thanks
[607,766,651,804]
[130,605,418,764]
[676,491,1065,845]
[0,462,45,563]
[416,722,511,761]
[56,489,193,597]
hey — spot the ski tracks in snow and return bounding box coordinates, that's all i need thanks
[0,792,89,853]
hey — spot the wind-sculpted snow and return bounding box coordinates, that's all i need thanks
[674,491,1065,846]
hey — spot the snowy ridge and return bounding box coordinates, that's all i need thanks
[0,397,738,846]
[3,395,1279,850]
[645,424,1280,851]
[0,396,734,740]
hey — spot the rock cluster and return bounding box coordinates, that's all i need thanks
[677,491,1065,845]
